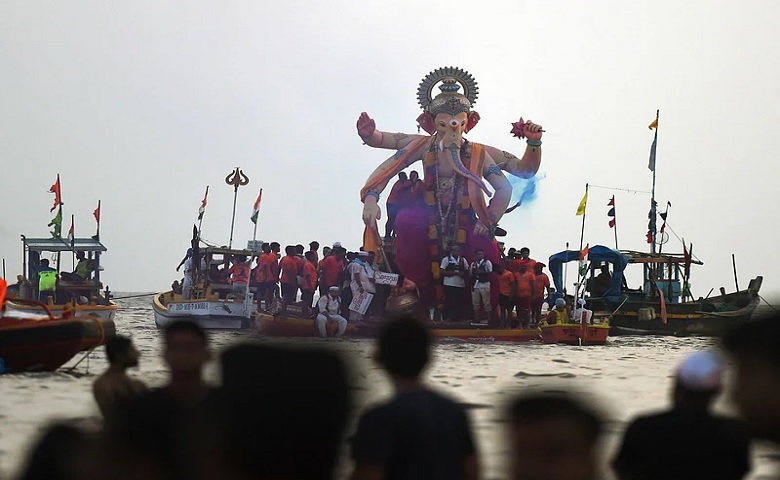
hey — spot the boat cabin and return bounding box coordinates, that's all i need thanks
[186,246,256,301]
[548,245,703,305]
[20,235,111,305]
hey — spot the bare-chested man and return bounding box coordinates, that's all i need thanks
[93,335,146,419]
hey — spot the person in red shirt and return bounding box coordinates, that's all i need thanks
[514,263,536,329]
[253,243,276,312]
[308,241,320,265]
[318,247,346,297]
[384,172,412,239]
[279,246,299,314]
[497,263,516,329]
[228,255,251,297]
[300,251,318,316]
[510,247,537,274]
[531,262,552,326]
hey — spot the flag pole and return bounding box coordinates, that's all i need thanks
[245,188,261,315]
[579,183,588,253]
[650,110,659,254]
[563,241,569,295]
[225,168,249,249]
[197,186,208,239]
[95,200,101,240]
[71,214,75,270]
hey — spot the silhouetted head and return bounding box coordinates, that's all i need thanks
[398,172,408,181]
[261,243,271,253]
[309,241,319,251]
[722,315,780,443]
[106,335,140,369]
[672,350,724,411]
[450,245,462,258]
[270,242,280,252]
[305,251,316,262]
[40,259,50,267]
[285,245,294,255]
[163,320,210,378]
[295,244,305,255]
[376,316,431,379]
[18,423,96,480]
[519,247,530,259]
[474,249,485,261]
[509,393,603,480]
[219,343,350,480]
[322,246,332,258]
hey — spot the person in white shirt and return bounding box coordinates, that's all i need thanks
[572,298,592,325]
[469,249,493,322]
[316,286,348,338]
[181,248,193,300]
[349,252,376,322]
[440,245,469,322]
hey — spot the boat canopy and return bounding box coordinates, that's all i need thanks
[548,245,628,302]
[203,246,254,257]
[22,236,107,253]
[620,250,703,265]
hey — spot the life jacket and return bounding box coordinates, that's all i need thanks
[472,259,491,283]
[39,269,57,291]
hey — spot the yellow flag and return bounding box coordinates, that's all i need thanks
[648,117,658,130]
[575,191,588,216]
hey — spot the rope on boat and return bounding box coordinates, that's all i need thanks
[759,295,780,314]
[111,292,157,300]
[63,318,105,375]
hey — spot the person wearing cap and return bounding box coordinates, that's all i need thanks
[316,287,348,338]
[544,298,570,325]
[531,262,551,326]
[613,350,750,480]
[571,298,592,325]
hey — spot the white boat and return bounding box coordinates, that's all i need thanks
[152,246,257,330]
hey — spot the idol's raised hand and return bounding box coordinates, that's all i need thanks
[357,112,376,140]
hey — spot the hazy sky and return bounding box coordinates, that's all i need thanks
[2,0,778,296]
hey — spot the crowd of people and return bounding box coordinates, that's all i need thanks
[15,314,780,480]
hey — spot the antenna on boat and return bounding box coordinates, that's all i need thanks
[648,110,660,254]
[224,167,250,249]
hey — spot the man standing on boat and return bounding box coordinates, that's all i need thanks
[350,317,478,480]
[37,258,57,304]
[179,248,194,300]
[531,263,551,326]
[440,245,469,322]
[228,255,251,297]
[316,286,348,338]
[469,249,493,323]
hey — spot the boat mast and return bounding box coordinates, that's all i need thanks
[649,110,659,254]
[225,167,249,249]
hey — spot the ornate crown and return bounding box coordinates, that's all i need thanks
[417,67,478,117]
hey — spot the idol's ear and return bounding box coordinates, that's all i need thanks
[416,112,435,135]
[465,111,481,133]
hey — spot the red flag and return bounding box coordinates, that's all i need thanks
[49,174,63,212]
[579,244,589,261]
[609,218,616,228]
[607,196,615,206]
[93,201,101,225]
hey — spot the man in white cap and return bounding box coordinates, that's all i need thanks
[613,350,750,480]
[316,286,348,338]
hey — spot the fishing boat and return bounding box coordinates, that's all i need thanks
[0,295,111,374]
[153,246,257,329]
[4,236,118,331]
[540,322,610,345]
[548,245,762,337]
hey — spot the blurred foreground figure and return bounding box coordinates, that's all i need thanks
[101,320,215,480]
[722,315,780,444]
[509,393,602,480]
[613,350,750,480]
[218,342,351,480]
[17,423,97,480]
[350,316,479,480]
[92,335,146,421]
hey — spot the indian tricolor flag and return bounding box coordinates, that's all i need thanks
[250,189,263,224]
[197,186,209,221]
[68,215,75,247]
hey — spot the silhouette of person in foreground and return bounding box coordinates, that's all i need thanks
[350,316,479,480]
[216,342,351,480]
[16,422,98,480]
[93,335,147,421]
[722,314,780,445]
[508,392,603,480]
[613,350,750,480]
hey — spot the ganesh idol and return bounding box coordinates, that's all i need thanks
[357,67,543,320]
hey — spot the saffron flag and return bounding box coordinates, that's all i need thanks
[48,207,62,238]
[93,201,101,226]
[250,189,263,224]
[197,186,209,221]
[607,196,616,228]
[578,244,590,277]
[49,174,63,212]
[579,244,589,261]
[648,117,658,130]
[575,191,588,216]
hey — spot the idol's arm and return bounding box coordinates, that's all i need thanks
[361,149,425,227]
[356,112,426,150]
[485,145,541,179]
[483,154,512,226]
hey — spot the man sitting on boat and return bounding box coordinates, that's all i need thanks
[593,264,612,297]
[545,298,571,325]
[37,258,57,304]
[316,286,348,338]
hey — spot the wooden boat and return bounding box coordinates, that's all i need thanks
[540,322,610,345]
[256,309,540,342]
[0,298,111,373]
[548,245,763,337]
[4,236,117,339]
[153,247,257,330]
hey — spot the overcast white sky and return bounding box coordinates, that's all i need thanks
[1,0,778,296]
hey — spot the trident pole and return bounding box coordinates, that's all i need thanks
[224,167,249,249]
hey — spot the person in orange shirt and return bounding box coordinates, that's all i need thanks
[319,247,346,297]
[496,264,516,329]
[511,247,537,274]
[514,263,536,329]
[279,246,299,314]
[301,251,318,316]
[253,243,273,311]
[531,262,552,326]
[228,255,251,298]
